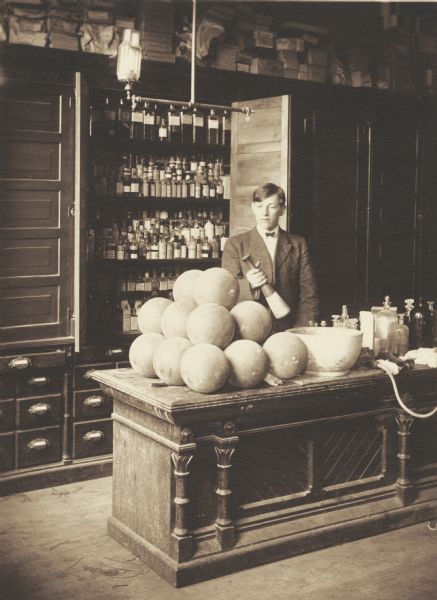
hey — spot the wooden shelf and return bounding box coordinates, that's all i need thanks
[90,195,230,207]
[88,258,222,269]
[89,136,230,157]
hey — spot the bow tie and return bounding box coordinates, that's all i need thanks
[265,231,276,238]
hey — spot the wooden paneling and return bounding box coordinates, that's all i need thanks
[0,286,59,329]
[0,399,15,432]
[0,92,60,132]
[0,81,74,346]
[0,139,59,180]
[0,190,59,229]
[0,433,15,472]
[0,239,59,277]
[230,96,290,235]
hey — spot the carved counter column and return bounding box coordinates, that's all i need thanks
[395,411,415,506]
[214,421,239,551]
[171,448,194,562]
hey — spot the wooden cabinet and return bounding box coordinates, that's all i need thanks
[233,93,436,320]
[0,81,75,347]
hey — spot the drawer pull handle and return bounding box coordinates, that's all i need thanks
[83,430,105,443]
[28,376,49,387]
[28,403,51,416]
[27,438,50,451]
[9,357,32,370]
[106,348,123,358]
[83,395,104,409]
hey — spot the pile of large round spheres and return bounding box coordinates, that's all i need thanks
[128,267,308,394]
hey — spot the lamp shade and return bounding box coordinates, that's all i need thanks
[116,29,142,84]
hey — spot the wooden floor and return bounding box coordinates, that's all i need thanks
[1,476,436,600]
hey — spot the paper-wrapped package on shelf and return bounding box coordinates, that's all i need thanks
[251,57,283,77]
[214,43,239,71]
[139,0,175,63]
[47,6,81,49]
[275,37,305,52]
[308,64,327,82]
[79,22,117,55]
[8,6,47,47]
[277,50,299,69]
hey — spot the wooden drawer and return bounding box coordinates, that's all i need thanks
[0,374,15,399]
[73,390,112,420]
[0,432,15,472]
[16,426,61,468]
[73,419,112,459]
[17,369,64,397]
[0,350,67,372]
[74,363,114,391]
[16,394,62,429]
[0,398,15,432]
[77,345,128,363]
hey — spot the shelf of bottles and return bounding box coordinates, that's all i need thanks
[87,92,232,339]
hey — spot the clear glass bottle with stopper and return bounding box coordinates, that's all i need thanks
[374,295,398,354]
[393,314,409,356]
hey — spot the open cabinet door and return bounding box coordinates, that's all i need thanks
[73,72,88,353]
[230,96,290,236]
[0,78,75,347]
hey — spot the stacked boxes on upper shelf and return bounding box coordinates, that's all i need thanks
[139,1,175,64]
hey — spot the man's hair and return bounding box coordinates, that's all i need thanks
[252,183,286,206]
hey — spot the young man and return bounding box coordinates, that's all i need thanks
[222,182,319,331]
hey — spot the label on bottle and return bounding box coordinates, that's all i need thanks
[169,115,181,126]
[181,245,188,259]
[208,118,219,129]
[159,127,167,138]
[182,113,192,125]
[194,115,204,127]
[130,182,140,194]
[132,112,143,123]
[130,315,138,331]
[143,114,155,125]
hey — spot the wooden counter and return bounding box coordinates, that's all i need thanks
[91,366,437,587]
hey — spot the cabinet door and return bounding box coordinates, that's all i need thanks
[230,96,290,236]
[300,102,369,319]
[369,108,422,305]
[0,81,75,345]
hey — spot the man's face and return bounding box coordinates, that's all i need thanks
[252,194,284,231]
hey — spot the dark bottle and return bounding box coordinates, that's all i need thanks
[207,109,219,144]
[143,102,156,142]
[130,100,143,140]
[180,106,192,143]
[118,98,131,139]
[192,107,205,143]
[158,116,168,142]
[220,109,231,146]
[102,97,116,137]
[409,297,433,349]
[167,105,181,143]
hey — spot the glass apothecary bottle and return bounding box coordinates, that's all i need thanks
[374,295,398,354]
[409,297,433,349]
[393,314,409,356]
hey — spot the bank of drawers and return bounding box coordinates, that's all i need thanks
[0,351,67,473]
[72,362,118,460]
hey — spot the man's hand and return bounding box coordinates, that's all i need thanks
[245,266,267,290]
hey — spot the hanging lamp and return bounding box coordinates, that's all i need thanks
[116,0,253,118]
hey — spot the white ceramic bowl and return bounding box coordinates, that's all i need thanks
[288,327,363,377]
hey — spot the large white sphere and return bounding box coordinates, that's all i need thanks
[137,297,172,334]
[180,344,230,394]
[186,303,235,349]
[193,267,239,309]
[161,300,196,338]
[231,301,272,343]
[129,332,164,378]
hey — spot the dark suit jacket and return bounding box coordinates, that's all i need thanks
[222,227,319,330]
